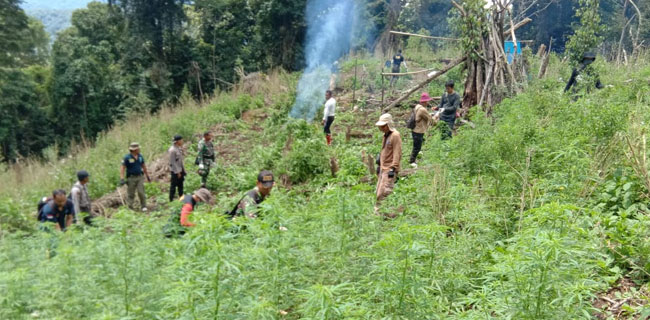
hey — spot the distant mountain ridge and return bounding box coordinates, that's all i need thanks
[21,0,104,41]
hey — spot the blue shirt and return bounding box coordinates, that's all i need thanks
[123,153,145,176]
[40,200,75,229]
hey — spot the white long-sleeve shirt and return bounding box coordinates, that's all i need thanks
[323,98,336,121]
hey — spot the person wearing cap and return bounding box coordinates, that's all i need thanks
[375,114,402,213]
[169,135,186,202]
[409,93,434,167]
[390,49,408,87]
[120,142,151,211]
[230,170,275,218]
[564,52,604,93]
[435,80,461,140]
[197,131,215,188]
[163,188,214,237]
[70,170,92,224]
[322,90,336,146]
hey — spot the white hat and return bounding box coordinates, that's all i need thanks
[375,113,394,128]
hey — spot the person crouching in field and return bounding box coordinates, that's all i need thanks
[227,170,287,231]
[38,189,75,231]
[375,114,402,218]
[163,188,214,237]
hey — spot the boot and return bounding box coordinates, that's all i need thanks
[326,134,332,146]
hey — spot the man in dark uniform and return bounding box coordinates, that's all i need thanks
[564,52,604,93]
[390,49,408,87]
[434,80,461,140]
[39,189,75,231]
[119,142,151,211]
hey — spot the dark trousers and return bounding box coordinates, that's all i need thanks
[410,132,424,163]
[441,120,454,140]
[324,116,335,135]
[170,173,184,202]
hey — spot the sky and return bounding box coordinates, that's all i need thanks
[21,0,101,10]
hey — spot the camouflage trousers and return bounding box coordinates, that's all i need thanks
[200,158,215,185]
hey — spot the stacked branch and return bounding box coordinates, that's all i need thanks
[452,0,531,115]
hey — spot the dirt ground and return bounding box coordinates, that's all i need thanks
[593,277,649,319]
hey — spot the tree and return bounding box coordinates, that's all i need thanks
[565,0,603,65]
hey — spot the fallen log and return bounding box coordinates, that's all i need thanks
[382,57,466,113]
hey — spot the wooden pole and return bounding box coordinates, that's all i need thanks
[353,58,357,103]
[382,57,466,113]
[389,31,460,41]
[381,72,385,108]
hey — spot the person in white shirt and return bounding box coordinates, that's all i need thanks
[322,90,336,146]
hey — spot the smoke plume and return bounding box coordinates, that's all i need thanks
[290,0,359,121]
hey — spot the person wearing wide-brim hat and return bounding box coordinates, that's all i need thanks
[407,93,434,167]
[120,142,151,212]
[374,114,402,217]
[163,188,215,237]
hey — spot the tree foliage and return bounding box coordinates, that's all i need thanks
[566,0,604,65]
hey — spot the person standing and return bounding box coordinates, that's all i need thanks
[197,131,215,188]
[374,114,402,216]
[435,80,461,140]
[120,142,151,212]
[564,52,604,93]
[390,49,408,87]
[169,135,185,202]
[38,189,75,231]
[409,93,433,167]
[322,90,336,146]
[70,170,92,224]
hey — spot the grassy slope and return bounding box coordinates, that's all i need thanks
[1,54,650,319]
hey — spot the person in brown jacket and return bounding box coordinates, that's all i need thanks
[374,113,402,215]
[409,93,433,167]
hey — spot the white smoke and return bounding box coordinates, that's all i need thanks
[290,0,359,121]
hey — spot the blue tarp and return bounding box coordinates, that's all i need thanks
[504,41,522,64]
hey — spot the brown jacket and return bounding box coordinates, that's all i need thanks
[380,129,402,172]
[413,104,432,134]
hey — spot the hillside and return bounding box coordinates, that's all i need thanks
[1,49,650,318]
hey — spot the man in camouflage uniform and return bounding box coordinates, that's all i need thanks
[197,131,216,187]
[230,170,274,218]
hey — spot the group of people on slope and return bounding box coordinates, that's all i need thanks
[38,134,275,234]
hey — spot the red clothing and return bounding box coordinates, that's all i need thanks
[179,194,196,227]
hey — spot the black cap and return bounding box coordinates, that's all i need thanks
[77,170,89,181]
[257,170,274,188]
[445,80,455,88]
[173,135,183,142]
[583,52,596,60]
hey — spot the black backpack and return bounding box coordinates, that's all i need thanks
[406,111,416,129]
